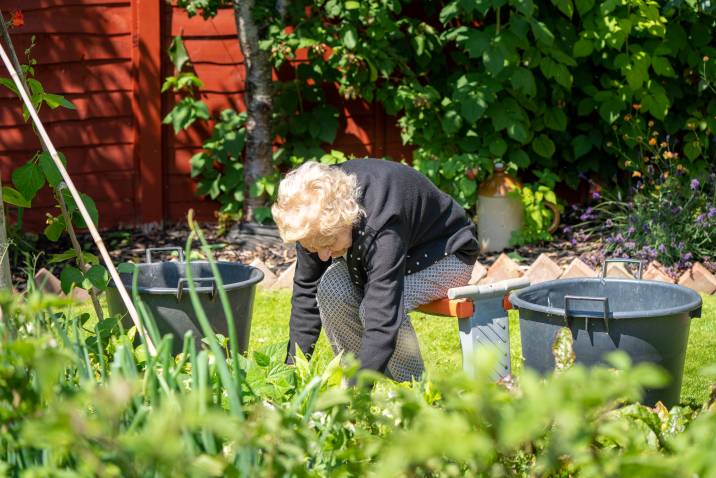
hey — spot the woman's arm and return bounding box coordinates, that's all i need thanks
[286,243,330,362]
[359,224,407,373]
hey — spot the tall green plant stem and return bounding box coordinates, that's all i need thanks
[0,174,11,292]
[0,11,104,320]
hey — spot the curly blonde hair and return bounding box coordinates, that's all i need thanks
[271,161,364,244]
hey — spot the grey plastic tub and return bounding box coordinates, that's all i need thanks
[107,247,264,355]
[509,268,702,407]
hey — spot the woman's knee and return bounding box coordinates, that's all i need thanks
[317,261,354,307]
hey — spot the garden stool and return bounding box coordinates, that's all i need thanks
[416,277,530,379]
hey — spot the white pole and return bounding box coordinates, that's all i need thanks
[0,42,156,355]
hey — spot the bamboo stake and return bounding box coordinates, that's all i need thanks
[0,12,105,318]
[0,41,155,355]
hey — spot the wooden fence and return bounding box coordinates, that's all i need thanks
[0,1,409,230]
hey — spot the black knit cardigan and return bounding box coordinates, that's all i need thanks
[287,158,479,373]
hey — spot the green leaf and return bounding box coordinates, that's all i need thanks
[641,91,669,120]
[599,98,623,124]
[43,93,75,110]
[552,0,574,17]
[343,28,357,50]
[575,0,594,15]
[38,151,67,188]
[0,77,19,96]
[483,44,506,75]
[48,250,77,264]
[508,149,530,168]
[73,193,99,229]
[544,108,567,131]
[12,162,45,201]
[514,0,535,17]
[572,135,593,158]
[573,38,593,57]
[84,265,109,291]
[511,68,536,97]
[2,186,31,207]
[532,134,556,158]
[312,105,339,143]
[507,122,530,144]
[464,29,490,59]
[168,36,190,72]
[44,215,66,242]
[441,109,463,135]
[344,0,360,9]
[117,262,137,274]
[60,266,84,294]
[652,56,677,78]
[530,20,554,46]
[684,141,701,160]
[489,138,508,157]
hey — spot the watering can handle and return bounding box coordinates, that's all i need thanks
[544,201,561,234]
[601,258,643,280]
[563,295,609,332]
[176,277,216,301]
[146,247,185,264]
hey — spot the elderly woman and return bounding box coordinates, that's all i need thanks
[271,158,479,381]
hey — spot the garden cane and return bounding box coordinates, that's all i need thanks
[0,41,156,355]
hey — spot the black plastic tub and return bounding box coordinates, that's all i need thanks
[107,247,264,355]
[509,274,702,407]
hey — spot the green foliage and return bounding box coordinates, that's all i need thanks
[510,169,562,246]
[169,0,716,234]
[1,276,716,476]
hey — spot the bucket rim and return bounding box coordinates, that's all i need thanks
[108,260,265,295]
[509,277,703,320]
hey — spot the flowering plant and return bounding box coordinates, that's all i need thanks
[573,137,715,269]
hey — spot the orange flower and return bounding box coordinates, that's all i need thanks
[632,103,641,110]
[632,171,642,178]
[648,138,657,146]
[10,10,23,28]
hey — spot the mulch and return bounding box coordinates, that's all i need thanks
[15,221,603,286]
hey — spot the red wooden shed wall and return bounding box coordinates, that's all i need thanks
[0,1,410,230]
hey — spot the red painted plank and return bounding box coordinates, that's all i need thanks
[0,0,128,9]
[18,198,135,232]
[0,117,134,149]
[182,38,244,65]
[0,62,133,98]
[171,148,202,175]
[6,33,132,64]
[190,63,245,93]
[1,145,134,177]
[169,8,236,37]
[0,92,132,126]
[168,201,217,223]
[134,0,164,224]
[5,5,131,35]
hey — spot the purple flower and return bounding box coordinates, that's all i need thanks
[658,244,666,253]
[570,238,578,247]
[580,207,594,221]
[625,241,636,250]
[642,223,651,233]
[614,233,624,244]
[562,226,572,234]
[708,207,716,219]
[697,213,706,223]
[605,219,614,228]
[691,179,700,190]
[683,252,693,261]
[592,191,601,200]
[627,226,636,235]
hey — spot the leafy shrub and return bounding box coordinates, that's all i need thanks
[1,221,716,476]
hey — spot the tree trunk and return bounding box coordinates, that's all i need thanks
[234,0,274,222]
[0,174,12,291]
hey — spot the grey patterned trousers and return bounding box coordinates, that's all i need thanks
[316,255,473,382]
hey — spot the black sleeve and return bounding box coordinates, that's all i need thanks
[358,224,407,373]
[286,243,330,363]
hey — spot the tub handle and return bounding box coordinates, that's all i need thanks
[146,247,185,264]
[176,277,216,301]
[601,258,643,280]
[563,295,610,332]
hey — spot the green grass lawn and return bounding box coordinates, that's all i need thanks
[250,289,716,404]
